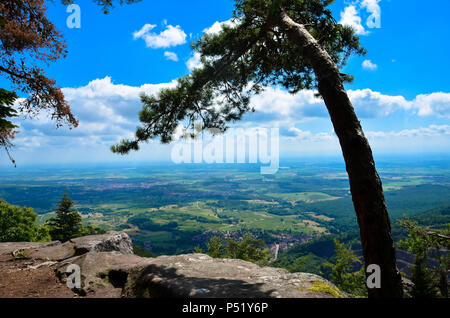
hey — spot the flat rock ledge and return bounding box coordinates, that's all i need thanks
[0,233,346,298]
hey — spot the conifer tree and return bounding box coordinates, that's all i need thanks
[47,193,82,242]
[399,218,449,298]
[112,0,402,297]
[324,239,367,297]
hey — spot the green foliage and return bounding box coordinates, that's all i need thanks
[277,253,326,275]
[47,193,82,242]
[47,193,105,242]
[0,88,18,165]
[34,224,52,242]
[79,224,106,236]
[111,0,365,154]
[206,236,226,258]
[410,205,450,228]
[226,234,270,265]
[398,218,449,298]
[324,239,367,297]
[0,199,51,242]
[202,234,271,266]
[133,243,156,258]
[274,232,362,277]
[0,88,18,130]
[193,246,203,253]
[408,258,439,298]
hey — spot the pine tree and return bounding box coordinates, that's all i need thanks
[324,239,367,297]
[207,236,226,258]
[112,0,402,297]
[399,218,449,298]
[203,234,270,265]
[0,89,18,165]
[409,258,438,298]
[47,193,82,242]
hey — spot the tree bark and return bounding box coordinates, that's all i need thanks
[276,10,403,298]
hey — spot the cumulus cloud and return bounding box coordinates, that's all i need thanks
[186,52,202,71]
[414,93,450,117]
[8,75,450,163]
[133,23,187,49]
[362,59,378,70]
[339,5,369,35]
[347,89,410,117]
[280,127,335,141]
[13,77,177,153]
[367,125,450,139]
[246,87,413,122]
[203,19,238,35]
[164,51,179,62]
[246,87,450,120]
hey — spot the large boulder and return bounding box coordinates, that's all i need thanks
[56,252,151,298]
[0,233,346,298]
[6,233,134,262]
[122,254,345,298]
[70,232,134,255]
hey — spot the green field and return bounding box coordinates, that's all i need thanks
[1,158,449,254]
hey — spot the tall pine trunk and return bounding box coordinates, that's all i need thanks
[277,10,403,298]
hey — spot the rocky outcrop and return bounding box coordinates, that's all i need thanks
[0,233,346,298]
[122,254,344,298]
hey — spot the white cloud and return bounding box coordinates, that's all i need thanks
[362,59,378,70]
[133,23,187,49]
[414,92,450,117]
[133,24,156,39]
[280,127,335,141]
[347,89,410,117]
[164,51,179,62]
[63,76,176,101]
[367,125,450,139]
[245,87,450,121]
[14,77,177,151]
[186,52,202,71]
[8,75,450,164]
[339,5,369,35]
[246,87,415,122]
[203,19,238,35]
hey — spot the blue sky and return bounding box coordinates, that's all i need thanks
[1,0,450,166]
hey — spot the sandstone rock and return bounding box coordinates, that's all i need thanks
[0,234,346,298]
[123,254,344,298]
[56,251,151,297]
[10,233,134,262]
[70,233,134,255]
[0,241,60,257]
[26,242,77,261]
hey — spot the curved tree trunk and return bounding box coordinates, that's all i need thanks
[276,10,403,298]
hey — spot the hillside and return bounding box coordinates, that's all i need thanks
[275,205,450,277]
